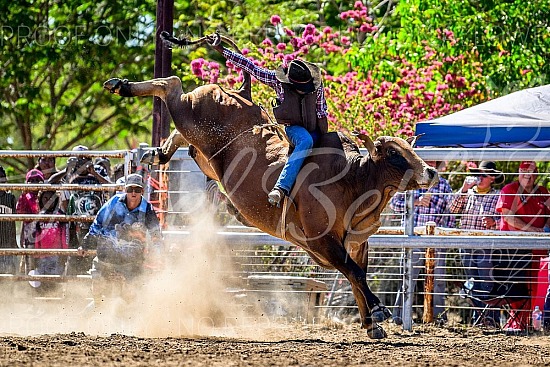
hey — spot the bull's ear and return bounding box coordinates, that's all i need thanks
[353,131,376,157]
[406,133,424,148]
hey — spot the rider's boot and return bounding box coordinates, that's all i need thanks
[268,187,285,207]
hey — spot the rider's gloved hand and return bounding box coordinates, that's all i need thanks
[206,33,223,52]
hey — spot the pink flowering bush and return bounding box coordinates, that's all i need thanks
[187,2,486,140]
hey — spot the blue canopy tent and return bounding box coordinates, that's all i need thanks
[415,84,550,148]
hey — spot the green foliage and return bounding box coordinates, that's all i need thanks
[395,0,550,95]
[0,0,157,172]
[1,0,548,175]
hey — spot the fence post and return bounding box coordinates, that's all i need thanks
[402,192,415,331]
[423,221,436,323]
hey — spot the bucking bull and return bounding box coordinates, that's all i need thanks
[103,33,437,339]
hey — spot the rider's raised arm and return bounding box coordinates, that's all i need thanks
[219,47,281,90]
[316,82,328,118]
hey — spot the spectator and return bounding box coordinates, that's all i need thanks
[496,161,549,232]
[207,33,329,206]
[49,146,108,274]
[389,161,454,324]
[94,157,112,183]
[35,156,57,181]
[34,190,69,294]
[80,174,162,303]
[496,161,550,329]
[113,163,125,183]
[449,161,504,324]
[0,165,17,276]
[16,169,45,273]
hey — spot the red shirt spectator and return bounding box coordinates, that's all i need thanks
[496,161,550,232]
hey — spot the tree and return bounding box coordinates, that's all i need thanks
[0,0,157,173]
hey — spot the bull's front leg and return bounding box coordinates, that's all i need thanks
[309,236,389,339]
[141,129,187,165]
[348,240,393,324]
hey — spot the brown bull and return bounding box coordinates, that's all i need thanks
[104,53,436,339]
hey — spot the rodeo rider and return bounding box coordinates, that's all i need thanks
[207,33,329,206]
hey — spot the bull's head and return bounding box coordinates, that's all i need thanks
[356,133,438,191]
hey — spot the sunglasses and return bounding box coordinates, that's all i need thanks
[126,187,143,194]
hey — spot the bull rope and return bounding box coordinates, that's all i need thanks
[280,196,289,241]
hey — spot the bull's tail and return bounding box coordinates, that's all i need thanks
[160,31,252,101]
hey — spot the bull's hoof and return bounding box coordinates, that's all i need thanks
[366,324,387,339]
[140,148,160,165]
[371,304,392,323]
[103,78,132,96]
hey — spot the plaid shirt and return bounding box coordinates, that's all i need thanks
[390,177,455,227]
[221,48,328,118]
[449,188,501,230]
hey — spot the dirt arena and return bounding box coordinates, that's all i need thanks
[3,322,550,367]
[3,222,550,367]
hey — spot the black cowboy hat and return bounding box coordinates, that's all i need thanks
[469,161,505,185]
[275,59,322,94]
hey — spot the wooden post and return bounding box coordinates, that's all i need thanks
[423,221,436,323]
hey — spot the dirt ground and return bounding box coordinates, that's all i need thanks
[3,222,550,367]
[3,322,550,367]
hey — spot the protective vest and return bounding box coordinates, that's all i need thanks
[272,84,321,133]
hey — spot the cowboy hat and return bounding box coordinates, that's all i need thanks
[275,59,321,94]
[469,161,504,185]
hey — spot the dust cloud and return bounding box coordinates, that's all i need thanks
[0,211,272,339]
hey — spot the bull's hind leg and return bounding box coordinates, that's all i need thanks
[103,76,183,103]
[310,236,388,339]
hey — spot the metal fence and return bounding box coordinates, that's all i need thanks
[155,146,550,330]
[1,146,549,332]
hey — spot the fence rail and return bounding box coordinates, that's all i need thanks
[0,146,548,332]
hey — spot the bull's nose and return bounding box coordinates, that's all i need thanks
[427,167,438,181]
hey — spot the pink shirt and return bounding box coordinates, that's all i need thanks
[35,221,68,250]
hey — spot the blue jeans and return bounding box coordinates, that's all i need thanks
[274,125,314,194]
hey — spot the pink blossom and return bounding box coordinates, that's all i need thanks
[261,38,273,47]
[304,24,316,36]
[284,27,295,37]
[341,36,350,45]
[354,1,364,9]
[270,15,281,26]
[304,35,315,45]
[276,42,287,51]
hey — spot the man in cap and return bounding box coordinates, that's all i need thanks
[497,161,549,232]
[496,161,550,330]
[449,161,504,324]
[80,174,163,302]
[207,33,328,206]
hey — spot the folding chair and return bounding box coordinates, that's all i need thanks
[464,249,533,331]
[467,281,530,331]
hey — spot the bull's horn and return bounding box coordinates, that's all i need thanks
[352,131,376,157]
[406,133,424,148]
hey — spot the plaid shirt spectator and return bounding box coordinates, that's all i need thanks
[390,176,455,227]
[221,48,328,118]
[449,188,500,230]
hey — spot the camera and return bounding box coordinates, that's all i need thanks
[465,176,479,185]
